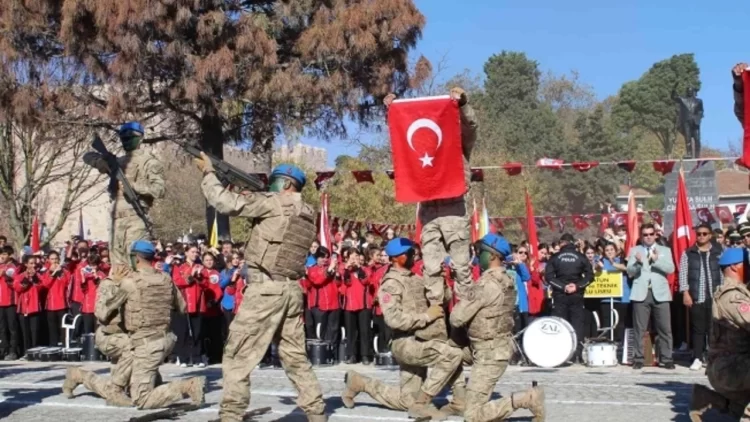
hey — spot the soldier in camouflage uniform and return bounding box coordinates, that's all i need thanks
[384,88,478,311]
[450,234,545,422]
[194,155,326,422]
[690,248,750,421]
[341,238,464,421]
[84,121,164,270]
[733,62,748,125]
[63,241,204,409]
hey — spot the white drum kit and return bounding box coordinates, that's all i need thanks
[519,316,619,368]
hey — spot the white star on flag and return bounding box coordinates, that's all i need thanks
[419,153,434,168]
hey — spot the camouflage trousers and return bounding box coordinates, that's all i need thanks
[129,332,185,409]
[220,280,325,422]
[464,349,515,422]
[110,212,149,267]
[419,198,471,305]
[707,355,750,420]
[390,336,464,397]
[95,328,132,389]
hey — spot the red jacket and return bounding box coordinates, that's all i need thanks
[81,269,105,314]
[340,265,371,311]
[368,264,389,316]
[0,262,18,307]
[199,268,223,317]
[13,270,43,315]
[69,260,87,304]
[173,262,204,314]
[225,277,246,315]
[306,265,340,311]
[41,267,71,311]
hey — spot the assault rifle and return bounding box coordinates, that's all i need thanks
[91,135,154,237]
[176,143,266,192]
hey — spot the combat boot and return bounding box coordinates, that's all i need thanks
[438,384,466,416]
[62,367,83,399]
[105,384,132,407]
[342,370,367,408]
[181,376,206,405]
[689,384,727,422]
[408,391,447,421]
[306,414,328,422]
[511,383,545,422]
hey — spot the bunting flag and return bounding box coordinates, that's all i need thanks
[78,209,85,239]
[525,190,539,264]
[30,214,40,253]
[672,169,695,276]
[478,197,491,239]
[318,193,332,249]
[470,199,479,243]
[209,210,219,248]
[625,189,638,256]
[737,69,750,169]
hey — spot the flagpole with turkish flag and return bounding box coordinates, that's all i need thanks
[318,193,332,250]
[414,203,423,244]
[525,190,539,268]
[737,69,750,169]
[671,167,695,294]
[625,189,638,257]
[470,198,479,243]
[30,214,40,253]
[388,95,466,203]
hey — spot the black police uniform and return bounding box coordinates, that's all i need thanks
[544,244,594,361]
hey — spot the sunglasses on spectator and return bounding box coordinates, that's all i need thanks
[696,231,711,237]
[642,232,656,237]
[518,250,528,255]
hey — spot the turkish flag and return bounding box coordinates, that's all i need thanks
[625,190,638,256]
[696,208,715,224]
[525,191,540,265]
[715,206,733,224]
[318,194,332,249]
[649,211,663,225]
[388,95,465,203]
[30,214,40,253]
[737,71,750,169]
[672,171,695,278]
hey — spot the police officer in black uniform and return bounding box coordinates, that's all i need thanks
[545,233,594,363]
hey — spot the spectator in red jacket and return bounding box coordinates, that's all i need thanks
[67,242,90,338]
[14,255,43,354]
[80,254,105,334]
[0,245,19,360]
[41,251,71,346]
[367,247,390,354]
[340,248,372,364]
[305,246,342,360]
[172,245,205,367]
[198,252,224,366]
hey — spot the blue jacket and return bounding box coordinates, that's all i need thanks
[600,257,631,304]
[305,255,316,268]
[220,267,238,311]
[509,263,531,313]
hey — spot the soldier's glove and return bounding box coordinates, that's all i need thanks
[450,87,468,106]
[193,152,215,174]
[425,305,444,322]
[82,152,110,174]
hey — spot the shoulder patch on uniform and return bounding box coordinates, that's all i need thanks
[462,285,479,302]
[739,303,750,313]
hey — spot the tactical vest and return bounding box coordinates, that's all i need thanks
[124,269,173,334]
[386,269,445,341]
[245,194,317,280]
[467,269,516,341]
[113,150,157,212]
[709,281,750,359]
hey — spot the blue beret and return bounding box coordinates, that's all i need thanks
[131,240,156,257]
[119,121,144,136]
[385,238,414,258]
[271,164,306,188]
[480,233,511,257]
[719,247,745,266]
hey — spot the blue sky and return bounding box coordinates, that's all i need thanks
[300,0,749,167]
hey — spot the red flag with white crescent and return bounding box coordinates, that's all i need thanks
[625,189,638,257]
[737,70,750,169]
[525,190,539,265]
[388,96,465,203]
[318,193,332,250]
[672,170,695,277]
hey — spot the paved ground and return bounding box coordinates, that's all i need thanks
[0,361,733,421]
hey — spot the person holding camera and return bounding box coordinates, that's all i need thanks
[340,249,373,364]
[41,251,71,346]
[13,255,43,354]
[80,254,107,335]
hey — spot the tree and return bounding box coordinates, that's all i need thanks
[612,54,701,156]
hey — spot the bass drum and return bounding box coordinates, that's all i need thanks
[522,317,577,368]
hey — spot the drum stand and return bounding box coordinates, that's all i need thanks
[62,313,81,349]
[511,328,531,366]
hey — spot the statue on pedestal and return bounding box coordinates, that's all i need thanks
[672,87,704,159]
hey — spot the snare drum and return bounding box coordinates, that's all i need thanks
[522,316,577,368]
[63,348,82,362]
[40,347,62,362]
[306,340,333,366]
[26,347,45,361]
[585,341,618,367]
